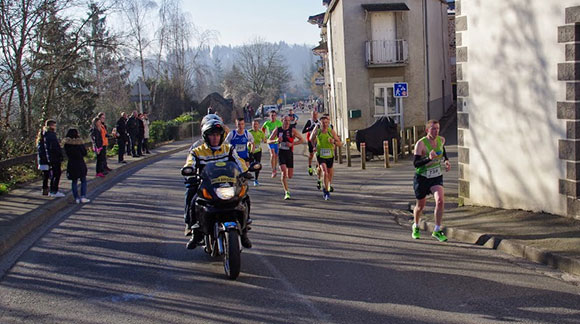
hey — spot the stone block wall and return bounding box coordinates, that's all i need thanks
[558,6,580,219]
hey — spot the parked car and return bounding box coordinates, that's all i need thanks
[254,105,278,119]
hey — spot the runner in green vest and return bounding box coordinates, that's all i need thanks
[411,119,451,242]
[262,110,283,178]
[249,120,266,186]
[310,115,341,200]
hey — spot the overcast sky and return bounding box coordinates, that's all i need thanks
[181,0,326,46]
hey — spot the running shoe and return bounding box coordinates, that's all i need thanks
[412,225,420,239]
[317,180,321,190]
[432,230,448,242]
[253,180,260,186]
[271,171,277,178]
[284,191,291,200]
[329,186,334,192]
[323,189,330,200]
[308,167,313,176]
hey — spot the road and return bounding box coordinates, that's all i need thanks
[1,117,580,323]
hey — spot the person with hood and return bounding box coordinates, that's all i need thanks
[126,110,141,157]
[63,128,90,204]
[115,112,128,163]
[36,119,64,197]
[90,117,106,178]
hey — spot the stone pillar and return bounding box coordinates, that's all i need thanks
[456,1,470,206]
[558,6,580,220]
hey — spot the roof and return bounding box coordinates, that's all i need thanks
[312,41,328,54]
[308,12,325,27]
[361,3,410,11]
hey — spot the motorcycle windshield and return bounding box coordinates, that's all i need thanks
[200,161,241,187]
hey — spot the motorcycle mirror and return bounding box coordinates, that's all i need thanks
[181,166,195,176]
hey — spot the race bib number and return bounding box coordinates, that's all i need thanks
[320,148,332,157]
[279,142,290,150]
[424,166,442,179]
[235,144,247,153]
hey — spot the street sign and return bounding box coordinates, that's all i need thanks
[394,82,408,97]
[315,77,325,85]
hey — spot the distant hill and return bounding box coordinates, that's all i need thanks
[212,42,317,93]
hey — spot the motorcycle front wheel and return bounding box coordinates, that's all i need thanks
[223,230,241,280]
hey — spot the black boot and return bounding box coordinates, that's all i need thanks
[241,233,252,249]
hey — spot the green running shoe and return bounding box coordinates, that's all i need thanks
[308,167,313,176]
[412,226,420,239]
[284,191,291,200]
[432,230,448,242]
[316,180,321,190]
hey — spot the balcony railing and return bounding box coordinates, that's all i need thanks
[365,39,408,66]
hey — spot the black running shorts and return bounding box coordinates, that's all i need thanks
[316,156,334,169]
[413,174,443,200]
[278,149,294,168]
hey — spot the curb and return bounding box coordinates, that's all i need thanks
[413,218,580,277]
[0,141,191,258]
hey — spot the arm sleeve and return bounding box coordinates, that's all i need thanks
[414,155,432,168]
[230,147,249,172]
[224,131,233,144]
[443,147,449,161]
[302,120,311,134]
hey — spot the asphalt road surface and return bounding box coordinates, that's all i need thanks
[1,127,580,323]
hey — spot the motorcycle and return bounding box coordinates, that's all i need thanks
[181,161,261,280]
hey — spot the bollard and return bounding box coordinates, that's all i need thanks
[407,128,413,156]
[338,145,343,164]
[361,142,366,170]
[346,138,352,167]
[384,140,390,168]
[413,126,420,144]
[393,138,398,163]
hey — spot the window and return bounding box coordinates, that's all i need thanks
[374,83,401,123]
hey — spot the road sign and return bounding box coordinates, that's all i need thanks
[315,77,325,85]
[394,82,408,98]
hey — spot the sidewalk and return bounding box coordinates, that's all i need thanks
[0,139,194,258]
[334,145,580,278]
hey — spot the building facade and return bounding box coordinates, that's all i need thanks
[318,0,453,140]
[457,1,580,219]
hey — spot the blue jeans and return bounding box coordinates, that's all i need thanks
[71,177,87,200]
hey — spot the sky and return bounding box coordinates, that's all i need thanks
[180,0,326,47]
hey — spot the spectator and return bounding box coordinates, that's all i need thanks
[142,112,151,154]
[90,117,106,178]
[97,112,112,172]
[137,112,145,155]
[126,110,141,157]
[115,112,128,163]
[63,128,90,204]
[36,119,64,197]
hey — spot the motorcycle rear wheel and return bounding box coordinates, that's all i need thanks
[223,230,241,280]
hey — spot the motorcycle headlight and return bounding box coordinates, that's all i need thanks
[215,186,235,200]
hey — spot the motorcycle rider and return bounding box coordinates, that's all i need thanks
[183,118,251,250]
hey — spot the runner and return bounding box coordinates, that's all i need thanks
[249,120,266,186]
[268,115,305,200]
[310,115,341,200]
[224,118,254,167]
[288,108,299,129]
[302,109,320,176]
[261,110,283,178]
[411,119,451,242]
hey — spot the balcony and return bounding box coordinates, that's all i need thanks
[365,39,408,67]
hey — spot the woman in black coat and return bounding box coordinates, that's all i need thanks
[63,128,90,204]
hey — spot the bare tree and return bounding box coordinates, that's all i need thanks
[120,0,157,81]
[235,38,291,103]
